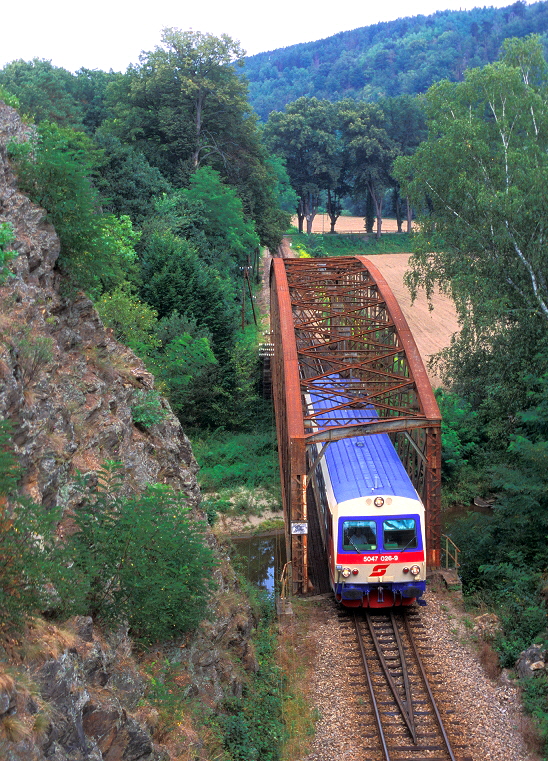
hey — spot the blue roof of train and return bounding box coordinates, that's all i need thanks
[309,382,418,504]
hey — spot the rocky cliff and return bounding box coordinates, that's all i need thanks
[0,103,255,760]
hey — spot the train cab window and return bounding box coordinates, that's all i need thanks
[382,519,417,550]
[342,520,377,552]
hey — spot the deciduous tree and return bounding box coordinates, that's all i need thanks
[395,36,548,331]
[264,98,342,233]
[339,100,396,239]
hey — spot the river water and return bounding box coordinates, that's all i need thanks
[229,531,286,593]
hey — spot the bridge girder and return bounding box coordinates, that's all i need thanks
[270,256,442,595]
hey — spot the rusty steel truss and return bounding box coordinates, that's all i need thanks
[270,256,442,595]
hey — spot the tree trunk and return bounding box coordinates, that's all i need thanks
[302,189,319,235]
[326,189,341,234]
[406,196,413,233]
[365,191,375,233]
[370,184,383,240]
[297,198,305,233]
[394,188,403,233]
[192,90,205,169]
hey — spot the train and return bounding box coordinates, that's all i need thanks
[308,379,427,608]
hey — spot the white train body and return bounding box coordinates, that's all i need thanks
[308,385,427,608]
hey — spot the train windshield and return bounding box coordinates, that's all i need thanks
[382,519,418,550]
[342,520,377,552]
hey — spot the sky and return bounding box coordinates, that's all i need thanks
[1,0,529,73]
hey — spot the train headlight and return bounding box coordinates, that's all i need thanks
[341,567,352,578]
[410,565,421,576]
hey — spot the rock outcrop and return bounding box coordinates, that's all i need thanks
[515,643,547,679]
[0,102,255,759]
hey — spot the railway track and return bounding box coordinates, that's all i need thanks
[337,608,473,761]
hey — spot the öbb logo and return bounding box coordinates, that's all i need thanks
[369,564,390,577]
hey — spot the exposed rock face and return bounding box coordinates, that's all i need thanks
[0,103,255,758]
[0,618,167,761]
[0,101,199,507]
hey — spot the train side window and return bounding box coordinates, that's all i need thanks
[342,520,377,552]
[382,519,417,550]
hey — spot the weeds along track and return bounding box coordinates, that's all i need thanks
[336,608,473,761]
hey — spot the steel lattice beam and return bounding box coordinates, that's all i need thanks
[270,256,442,594]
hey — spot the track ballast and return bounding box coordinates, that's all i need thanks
[337,607,473,761]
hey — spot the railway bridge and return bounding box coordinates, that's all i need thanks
[270,256,442,596]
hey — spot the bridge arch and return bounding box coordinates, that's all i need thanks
[270,256,442,595]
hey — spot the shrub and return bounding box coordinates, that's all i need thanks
[219,592,285,761]
[96,284,160,357]
[522,673,548,753]
[192,429,279,494]
[0,86,20,109]
[0,421,68,634]
[0,433,216,644]
[8,124,138,297]
[0,222,17,283]
[67,463,217,644]
[8,327,54,384]
[131,390,169,429]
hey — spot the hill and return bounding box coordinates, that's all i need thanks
[243,0,548,119]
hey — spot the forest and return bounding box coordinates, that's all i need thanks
[1,18,548,758]
[0,30,292,761]
[244,0,548,119]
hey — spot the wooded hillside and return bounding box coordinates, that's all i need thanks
[244,0,548,118]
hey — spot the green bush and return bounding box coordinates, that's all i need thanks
[7,327,54,384]
[0,86,20,109]
[0,437,217,644]
[219,592,285,761]
[96,284,160,357]
[288,232,414,257]
[192,429,279,494]
[0,421,69,634]
[131,390,169,429]
[67,462,217,644]
[522,673,548,752]
[8,123,139,297]
[0,222,17,283]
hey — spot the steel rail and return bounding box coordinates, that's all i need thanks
[365,612,417,743]
[403,613,458,761]
[352,612,391,761]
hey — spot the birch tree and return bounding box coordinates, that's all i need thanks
[395,36,548,334]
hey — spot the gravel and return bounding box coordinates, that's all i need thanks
[297,588,537,761]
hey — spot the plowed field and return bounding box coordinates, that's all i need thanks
[366,253,458,388]
[291,214,414,233]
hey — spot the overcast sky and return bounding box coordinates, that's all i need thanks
[1,0,527,73]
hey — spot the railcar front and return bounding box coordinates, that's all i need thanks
[332,492,426,608]
[311,431,427,608]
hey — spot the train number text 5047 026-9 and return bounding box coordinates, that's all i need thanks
[366,555,399,562]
